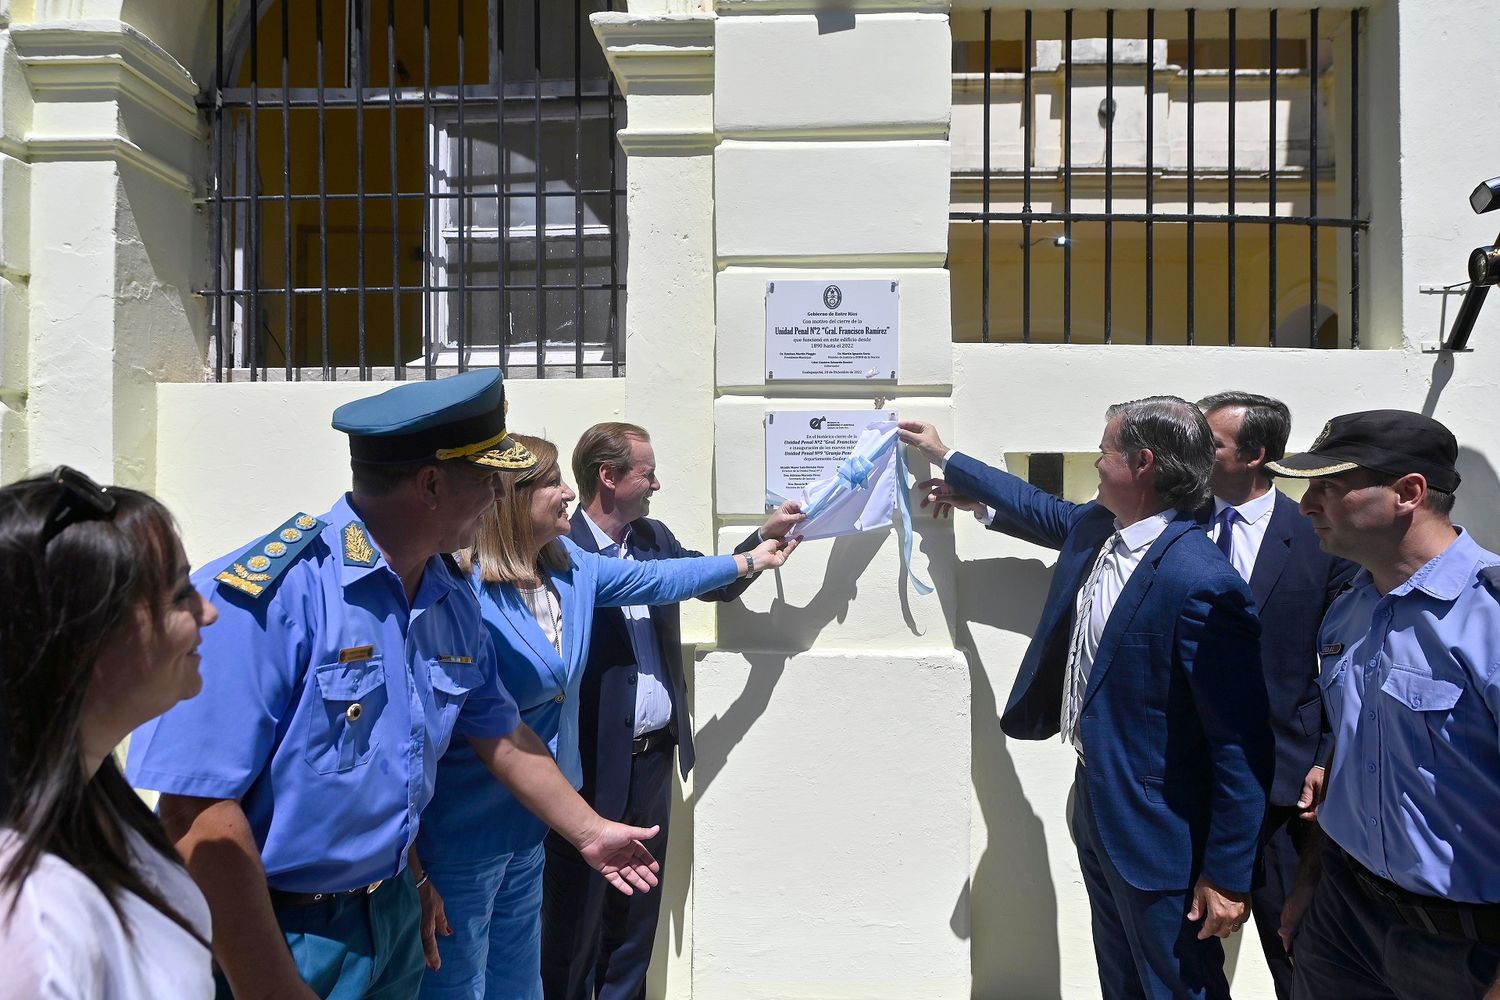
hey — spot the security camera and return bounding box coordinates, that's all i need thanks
[1445,175,1500,349]
[1470,177,1500,215]
[1471,245,1500,288]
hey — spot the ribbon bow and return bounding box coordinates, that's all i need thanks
[801,454,876,520]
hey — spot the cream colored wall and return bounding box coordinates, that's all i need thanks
[154,378,635,565]
[702,5,971,998]
[5,0,1500,998]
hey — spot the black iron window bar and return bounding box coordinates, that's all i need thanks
[202,0,626,382]
[954,7,1368,347]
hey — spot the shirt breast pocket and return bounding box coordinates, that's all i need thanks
[428,659,485,739]
[302,659,386,774]
[1315,652,1350,730]
[1379,664,1466,767]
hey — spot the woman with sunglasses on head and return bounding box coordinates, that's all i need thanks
[0,468,218,999]
[412,434,797,1000]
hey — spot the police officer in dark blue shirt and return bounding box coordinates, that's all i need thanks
[129,371,661,1000]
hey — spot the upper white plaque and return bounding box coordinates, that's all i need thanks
[765,279,898,382]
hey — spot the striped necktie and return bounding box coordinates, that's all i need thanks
[1061,530,1122,746]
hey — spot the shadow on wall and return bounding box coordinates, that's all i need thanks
[656,531,886,976]
[1419,353,1500,551]
[1454,446,1500,552]
[947,554,1063,1000]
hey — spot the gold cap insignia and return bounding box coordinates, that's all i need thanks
[472,440,538,470]
[1312,420,1333,449]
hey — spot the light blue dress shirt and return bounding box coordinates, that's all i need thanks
[127,494,520,894]
[417,536,738,862]
[580,509,674,736]
[1317,528,1500,902]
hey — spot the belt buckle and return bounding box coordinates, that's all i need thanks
[365,880,383,895]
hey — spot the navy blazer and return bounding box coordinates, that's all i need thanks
[1198,491,1357,805]
[570,510,760,822]
[947,453,1273,894]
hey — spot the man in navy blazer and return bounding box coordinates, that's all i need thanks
[901,397,1273,1000]
[540,422,801,1000]
[1196,392,1356,998]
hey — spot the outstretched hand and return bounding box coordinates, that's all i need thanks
[749,536,799,571]
[577,820,661,895]
[760,500,806,540]
[917,477,984,519]
[897,419,950,464]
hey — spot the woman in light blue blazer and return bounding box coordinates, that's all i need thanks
[414,434,793,1000]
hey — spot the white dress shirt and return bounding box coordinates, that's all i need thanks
[1065,511,1176,751]
[1208,486,1277,584]
[580,509,674,735]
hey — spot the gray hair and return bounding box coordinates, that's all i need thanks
[1105,396,1214,510]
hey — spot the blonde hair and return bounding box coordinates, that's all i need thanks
[457,434,572,584]
[573,422,650,506]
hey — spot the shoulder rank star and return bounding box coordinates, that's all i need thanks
[343,522,378,567]
[215,512,326,601]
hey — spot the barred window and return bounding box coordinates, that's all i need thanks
[205,0,626,382]
[950,8,1367,348]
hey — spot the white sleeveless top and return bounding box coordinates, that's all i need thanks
[0,827,213,999]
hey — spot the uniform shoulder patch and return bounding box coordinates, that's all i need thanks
[215,512,326,599]
[343,521,378,567]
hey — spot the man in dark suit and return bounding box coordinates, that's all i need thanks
[1196,391,1356,999]
[540,421,801,1000]
[901,397,1272,1000]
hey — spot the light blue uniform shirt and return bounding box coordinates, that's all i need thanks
[127,495,520,894]
[417,537,738,861]
[1317,528,1500,902]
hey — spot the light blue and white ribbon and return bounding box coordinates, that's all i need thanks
[781,420,932,595]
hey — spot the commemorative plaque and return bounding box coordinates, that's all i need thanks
[764,409,896,510]
[765,279,898,382]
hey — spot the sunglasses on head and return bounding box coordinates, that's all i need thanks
[39,466,117,549]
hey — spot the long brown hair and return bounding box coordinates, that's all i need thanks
[0,472,207,946]
[457,434,572,584]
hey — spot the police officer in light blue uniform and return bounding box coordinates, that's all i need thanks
[1267,411,1500,999]
[128,371,663,1000]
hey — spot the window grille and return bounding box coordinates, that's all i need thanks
[203,0,626,382]
[950,8,1367,348]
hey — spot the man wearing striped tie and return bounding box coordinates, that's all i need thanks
[901,397,1273,1000]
